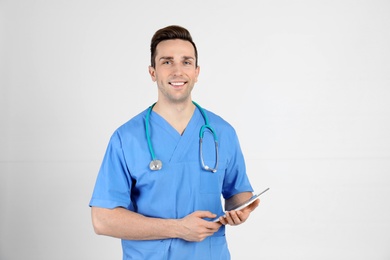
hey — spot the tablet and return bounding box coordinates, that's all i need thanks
[212,187,269,222]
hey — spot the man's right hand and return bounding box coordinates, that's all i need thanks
[176,211,222,242]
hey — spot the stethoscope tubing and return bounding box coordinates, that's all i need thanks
[145,101,218,172]
[145,103,157,161]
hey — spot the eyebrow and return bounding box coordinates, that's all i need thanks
[159,56,195,61]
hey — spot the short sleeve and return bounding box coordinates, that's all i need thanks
[221,131,253,199]
[89,131,134,210]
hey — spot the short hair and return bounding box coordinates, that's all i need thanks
[150,25,198,68]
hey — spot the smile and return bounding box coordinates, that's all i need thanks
[169,81,186,87]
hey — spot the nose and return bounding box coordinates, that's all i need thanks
[172,63,183,76]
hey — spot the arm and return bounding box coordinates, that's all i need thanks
[91,206,222,242]
[218,192,260,226]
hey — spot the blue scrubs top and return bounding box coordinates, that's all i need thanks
[90,106,253,260]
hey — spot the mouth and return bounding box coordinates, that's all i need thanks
[169,81,187,87]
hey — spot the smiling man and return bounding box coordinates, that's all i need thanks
[148,38,200,134]
[89,25,259,260]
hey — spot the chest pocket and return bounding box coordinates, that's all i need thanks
[199,163,225,194]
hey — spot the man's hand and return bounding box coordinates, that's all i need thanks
[177,211,222,242]
[219,196,260,226]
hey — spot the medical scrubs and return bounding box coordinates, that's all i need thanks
[90,105,253,260]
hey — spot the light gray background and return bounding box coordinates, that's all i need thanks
[1,0,390,259]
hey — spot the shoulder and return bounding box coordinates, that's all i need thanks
[200,108,241,142]
[110,109,148,141]
[203,108,234,130]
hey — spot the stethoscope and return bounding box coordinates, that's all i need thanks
[145,101,219,173]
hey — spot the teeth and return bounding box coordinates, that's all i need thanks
[170,82,185,86]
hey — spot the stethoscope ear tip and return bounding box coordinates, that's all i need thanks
[204,165,217,173]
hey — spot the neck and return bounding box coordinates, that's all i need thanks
[152,100,195,135]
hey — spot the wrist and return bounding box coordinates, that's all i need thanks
[171,218,190,240]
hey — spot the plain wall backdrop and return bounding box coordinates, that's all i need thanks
[1,0,390,259]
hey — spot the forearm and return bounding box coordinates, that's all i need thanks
[91,207,181,240]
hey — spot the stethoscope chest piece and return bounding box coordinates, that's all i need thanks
[149,159,162,171]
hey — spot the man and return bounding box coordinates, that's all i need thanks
[90,25,260,259]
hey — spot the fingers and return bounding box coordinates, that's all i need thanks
[224,211,245,225]
[179,211,222,242]
[219,205,258,226]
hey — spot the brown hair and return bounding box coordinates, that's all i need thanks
[150,25,198,68]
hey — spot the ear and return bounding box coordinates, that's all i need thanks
[148,66,156,82]
[195,66,200,83]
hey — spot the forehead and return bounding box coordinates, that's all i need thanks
[155,39,196,58]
